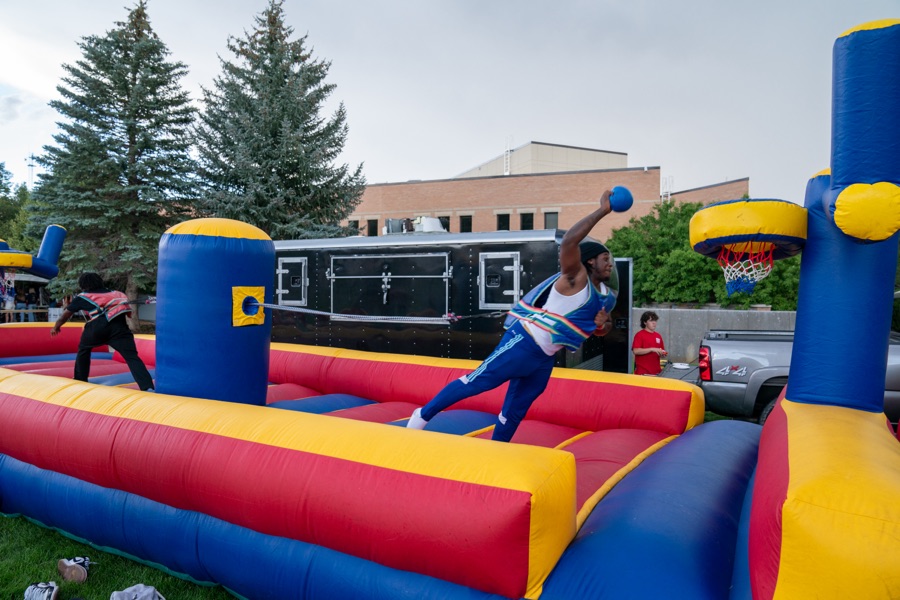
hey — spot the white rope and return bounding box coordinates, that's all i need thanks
[250,300,457,324]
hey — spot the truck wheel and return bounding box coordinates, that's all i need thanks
[759,399,778,425]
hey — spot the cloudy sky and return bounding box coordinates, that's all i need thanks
[0,1,895,202]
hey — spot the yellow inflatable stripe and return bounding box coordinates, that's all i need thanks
[164,218,270,240]
[0,368,574,493]
[271,341,484,370]
[0,252,33,268]
[528,457,578,599]
[839,19,900,38]
[689,200,807,251]
[775,400,900,599]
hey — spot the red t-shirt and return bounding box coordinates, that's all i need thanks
[633,328,665,375]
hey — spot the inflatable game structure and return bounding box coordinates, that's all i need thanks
[688,19,900,599]
[0,19,898,600]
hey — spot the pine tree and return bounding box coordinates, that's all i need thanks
[195,0,365,239]
[29,1,197,309]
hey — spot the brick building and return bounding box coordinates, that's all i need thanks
[347,141,749,242]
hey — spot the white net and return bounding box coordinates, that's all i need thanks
[717,245,774,296]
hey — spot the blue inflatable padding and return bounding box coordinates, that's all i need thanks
[0,455,214,584]
[417,409,497,434]
[786,201,898,412]
[831,24,900,189]
[728,468,756,600]
[540,420,761,600]
[804,171,832,215]
[0,454,505,600]
[89,369,156,387]
[269,394,376,414]
[156,230,274,405]
[0,353,113,365]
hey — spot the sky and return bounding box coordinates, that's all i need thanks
[0,1,895,203]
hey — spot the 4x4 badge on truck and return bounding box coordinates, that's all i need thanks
[716,365,748,377]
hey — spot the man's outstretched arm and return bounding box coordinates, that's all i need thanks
[557,190,612,292]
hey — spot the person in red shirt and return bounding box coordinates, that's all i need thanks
[632,311,667,375]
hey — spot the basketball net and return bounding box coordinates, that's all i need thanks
[717,242,774,296]
[0,268,14,300]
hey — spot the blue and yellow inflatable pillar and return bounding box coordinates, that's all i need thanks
[0,224,67,279]
[155,218,274,405]
[748,20,900,600]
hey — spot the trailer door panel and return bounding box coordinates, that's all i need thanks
[479,252,521,310]
[276,257,308,306]
[329,253,450,323]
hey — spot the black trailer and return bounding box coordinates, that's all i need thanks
[272,230,633,372]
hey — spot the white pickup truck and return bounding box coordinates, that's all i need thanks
[698,330,900,425]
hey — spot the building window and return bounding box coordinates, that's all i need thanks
[544,212,559,230]
[497,214,510,231]
[348,220,359,233]
[520,213,534,231]
[367,219,378,236]
[438,216,450,232]
[459,215,472,233]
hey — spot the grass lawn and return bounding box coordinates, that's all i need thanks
[0,514,234,600]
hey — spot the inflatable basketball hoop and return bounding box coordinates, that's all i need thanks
[689,199,808,295]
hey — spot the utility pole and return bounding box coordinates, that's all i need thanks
[25,154,36,188]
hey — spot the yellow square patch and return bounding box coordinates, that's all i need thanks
[232,286,265,327]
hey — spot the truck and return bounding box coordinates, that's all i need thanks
[698,329,900,426]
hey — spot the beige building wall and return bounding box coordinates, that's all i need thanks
[351,168,660,242]
[671,179,750,204]
[456,141,629,179]
[348,168,750,243]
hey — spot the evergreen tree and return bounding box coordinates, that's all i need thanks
[0,163,16,240]
[195,0,365,239]
[28,1,197,308]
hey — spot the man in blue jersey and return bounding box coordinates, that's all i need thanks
[50,272,154,391]
[407,189,616,442]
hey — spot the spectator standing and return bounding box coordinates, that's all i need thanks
[15,290,26,322]
[25,287,38,322]
[2,285,14,323]
[632,311,667,375]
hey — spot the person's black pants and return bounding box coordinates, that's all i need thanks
[74,317,154,391]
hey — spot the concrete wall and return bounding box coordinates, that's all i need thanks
[630,307,796,366]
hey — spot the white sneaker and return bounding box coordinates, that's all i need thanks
[24,582,58,600]
[58,556,93,582]
[110,583,166,600]
[406,408,428,430]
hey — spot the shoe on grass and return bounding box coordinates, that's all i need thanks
[23,582,58,600]
[57,556,94,582]
[110,584,166,600]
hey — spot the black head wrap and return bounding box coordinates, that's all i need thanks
[579,241,609,263]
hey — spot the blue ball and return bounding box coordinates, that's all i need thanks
[610,186,634,212]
